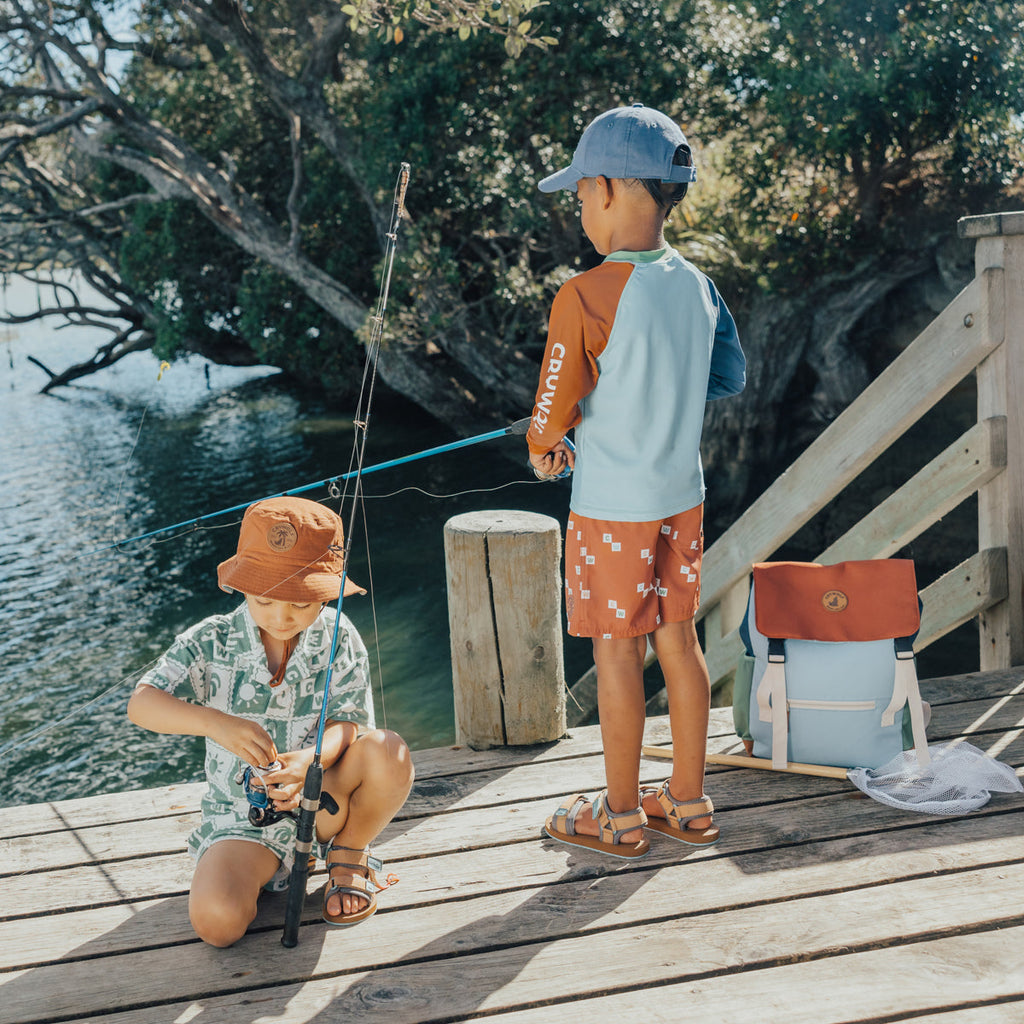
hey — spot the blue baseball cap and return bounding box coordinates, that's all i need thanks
[538,103,697,193]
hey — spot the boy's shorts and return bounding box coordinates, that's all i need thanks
[563,504,703,639]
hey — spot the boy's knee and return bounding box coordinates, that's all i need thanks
[653,618,699,652]
[368,729,415,788]
[189,893,253,948]
[335,728,415,790]
[592,634,647,667]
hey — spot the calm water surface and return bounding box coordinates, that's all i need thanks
[0,278,587,805]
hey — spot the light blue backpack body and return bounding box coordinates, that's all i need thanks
[732,560,930,771]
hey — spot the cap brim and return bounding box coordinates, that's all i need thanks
[538,165,582,193]
[217,555,365,601]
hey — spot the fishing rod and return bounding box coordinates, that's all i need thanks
[85,417,535,558]
[280,163,408,949]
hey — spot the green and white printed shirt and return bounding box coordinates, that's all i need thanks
[137,601,373,888]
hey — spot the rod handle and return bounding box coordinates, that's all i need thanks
[281,761,323,948]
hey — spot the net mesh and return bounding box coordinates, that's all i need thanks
[848,741,1022,815]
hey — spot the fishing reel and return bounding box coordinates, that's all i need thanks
[237,761,341,828]
[239,762,293,827]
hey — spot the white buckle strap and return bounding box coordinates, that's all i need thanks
[756,641,789,769]
[880,644,930,766]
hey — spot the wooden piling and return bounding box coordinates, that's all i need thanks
[444,510,566,748]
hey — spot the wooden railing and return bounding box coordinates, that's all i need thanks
[568,211,1024,723]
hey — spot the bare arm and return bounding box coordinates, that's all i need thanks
[127,683,278,767]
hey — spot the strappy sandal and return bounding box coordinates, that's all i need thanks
[543,791,650,860]
[322,843,395,927]
[640,781,720,846]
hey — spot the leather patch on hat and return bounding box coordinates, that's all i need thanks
[822,589,848,612]
[266,522,298,552]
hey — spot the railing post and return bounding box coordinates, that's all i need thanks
[959,211,1024,668]
[444,510,566,748]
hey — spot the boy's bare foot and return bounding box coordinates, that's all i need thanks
[324,867,370,918]
[322,843,385,927]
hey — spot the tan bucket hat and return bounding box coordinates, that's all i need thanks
[217,496,365,602]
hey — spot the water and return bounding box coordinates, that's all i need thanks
[0,276,589,806]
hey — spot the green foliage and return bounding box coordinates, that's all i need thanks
[115,9,379,393]
[342,0,707,352]
[696,0,1024,282]
[8,0,1022,402]
[338,0,555,55]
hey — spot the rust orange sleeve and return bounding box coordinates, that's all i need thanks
[526,261,633,455]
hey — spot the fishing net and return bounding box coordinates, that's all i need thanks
[848,741,1022,815]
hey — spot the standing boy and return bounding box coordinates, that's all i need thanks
[528,104,746,858]
[128,496,414,944]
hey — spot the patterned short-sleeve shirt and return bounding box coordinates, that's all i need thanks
[137,602,373,888]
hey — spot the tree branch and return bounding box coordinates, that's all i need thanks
[287,113,303,257]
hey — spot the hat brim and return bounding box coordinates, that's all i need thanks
[538,165,583,193]
[217,555,365,602]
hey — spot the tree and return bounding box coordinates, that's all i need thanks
[0,0,552,422]
[3,1,1023,518]
[697,0,1024,271]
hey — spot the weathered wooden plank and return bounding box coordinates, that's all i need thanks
[8,723,1024,927]
[0,782,206,840]
[918,548,1009,649]
[3,669,1023,1024]
[0,747,832,897]
[971,218,1024,668]
[884,1010,1024,1024]
[700,269,1004,611]
[919,666,1024,702]
[5,805,1022,973]
[0,717,656,836]
[8,664,1020,839]
[818,417,1007,564]
[17,865,1022,1024]
[487,930,1024,1024]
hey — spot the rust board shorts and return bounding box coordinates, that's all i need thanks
[564,504,704,639]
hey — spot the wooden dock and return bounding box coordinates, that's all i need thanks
[4,667,1024,1024]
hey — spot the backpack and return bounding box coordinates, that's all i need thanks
[732,559,931,771]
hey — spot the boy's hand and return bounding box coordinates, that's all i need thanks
[260,720,356,810]
[530,440,575,481]
[128,685,279,768]
[209,714,278,769]
[260,749,314,811]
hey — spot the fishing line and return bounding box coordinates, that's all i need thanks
[281,163,410,949]
[358,505,389,732]
[111,404,150,544]
[0,662,162,759]
[98,472,547,555]
[361,478,551,501]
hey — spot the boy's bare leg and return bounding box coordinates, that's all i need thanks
[645,618,713,828]
[568,634,648,844]
[189,839,281,947]
[316,729,415,917]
